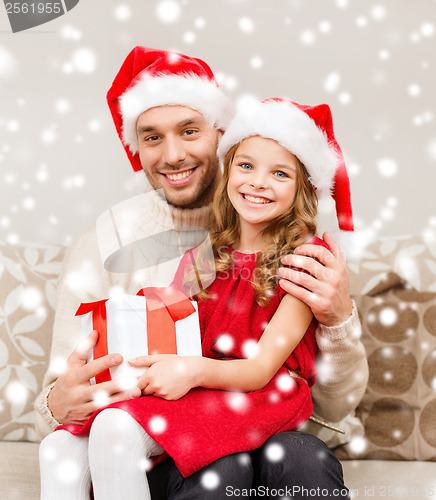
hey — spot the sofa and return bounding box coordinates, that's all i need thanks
[1,235,435,499]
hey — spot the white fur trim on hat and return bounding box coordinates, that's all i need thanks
[120,73,233,154]
[217,100,338,201]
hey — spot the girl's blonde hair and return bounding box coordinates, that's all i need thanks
[183,139,318,306]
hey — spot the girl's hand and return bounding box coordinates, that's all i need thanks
[129,355,202,400]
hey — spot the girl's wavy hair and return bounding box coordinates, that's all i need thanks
[183,141,319,306]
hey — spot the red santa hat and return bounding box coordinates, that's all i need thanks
[217,98,354,232]
[107,46,233,172]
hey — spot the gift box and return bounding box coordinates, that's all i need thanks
[75,287,202,384]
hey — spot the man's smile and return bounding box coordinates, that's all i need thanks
[162,167,197,185]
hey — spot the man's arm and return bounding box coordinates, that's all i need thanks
[278,231,368,422]
[34,226,141,438]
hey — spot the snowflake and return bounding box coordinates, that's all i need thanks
[55,459,81,485]
[346,393,357,405]
[149,415,167,434]
[21,286,43,310]
[41,127,57,144]
[62,175,86,189]
[40,443,57,462]
[183,31,196,44]
[408,83,421,97]
[276,373,296,392]
[93,389,110,408]
[381,346,394,358]
[250,56,263,69]
[215,72,238,92]
[421,22,435,37]
[356,16,368,28]
[323,72,341,93]
[428,139,436,161]
[61,25,81,41]
[318,21,331,34]
[300,30,316,45]
[55,98,71,114]
[6,381,27,405]
[316,358,334,384]
[6,120,19,132]
[138,457,153,473]
[336,0,348,8]
[379,49,390,60]
[194,17,206,29]
[0,216,10,228]
[242,339,259,359]
[226,392,250,413]
[338,91,351,105]
[377,158,398,178]
[265,442,285,462]
[201,470,220,490]
[348,436,367,454]
[88,120,101,132]
[72,48,97,74]
[22,197,35,211]
[118,375,138,391]
[0,45,17,78]
[370,5,387,21]
[237,453,251,466]
[238,17,255,34]
[49,356,68,376]
[155,0,181,24]
[215,334,234,354]
[114,4,132,22]
[393,429,402,440]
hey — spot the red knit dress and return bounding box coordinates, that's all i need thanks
[58,238,325,477]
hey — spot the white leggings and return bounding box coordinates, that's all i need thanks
[39,409,164,500]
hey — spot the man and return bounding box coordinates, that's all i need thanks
[35,47,367,498]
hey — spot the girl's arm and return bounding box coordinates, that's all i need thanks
[130,294,313,399]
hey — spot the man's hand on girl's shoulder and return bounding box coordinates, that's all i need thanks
[277,232,353,327]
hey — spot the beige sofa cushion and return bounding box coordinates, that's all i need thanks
[0,441,40,499]
[0,243,65,442]
[337,236,436,461]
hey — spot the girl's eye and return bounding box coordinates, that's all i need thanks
[274,171,288,178]
[240,163,253,170]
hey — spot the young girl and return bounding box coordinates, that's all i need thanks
[40,98,351,499]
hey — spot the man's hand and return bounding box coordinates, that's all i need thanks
[47,330,141,425]
[278,232,353,327]
[129,354,200,400]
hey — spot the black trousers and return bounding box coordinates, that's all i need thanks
[147,431,350,499]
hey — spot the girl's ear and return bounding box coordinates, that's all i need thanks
[217,129,224,139]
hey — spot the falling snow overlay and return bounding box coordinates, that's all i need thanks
[0,1,435,244]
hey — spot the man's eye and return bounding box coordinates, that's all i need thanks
[183,129,196,136]
[144,135,160,142]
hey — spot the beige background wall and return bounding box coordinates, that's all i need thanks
[0,0,435,246]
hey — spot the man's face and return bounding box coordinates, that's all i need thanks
[136,106,222,209]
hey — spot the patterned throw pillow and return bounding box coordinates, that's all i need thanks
[0,242,65,442]
[336,236,436,461]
